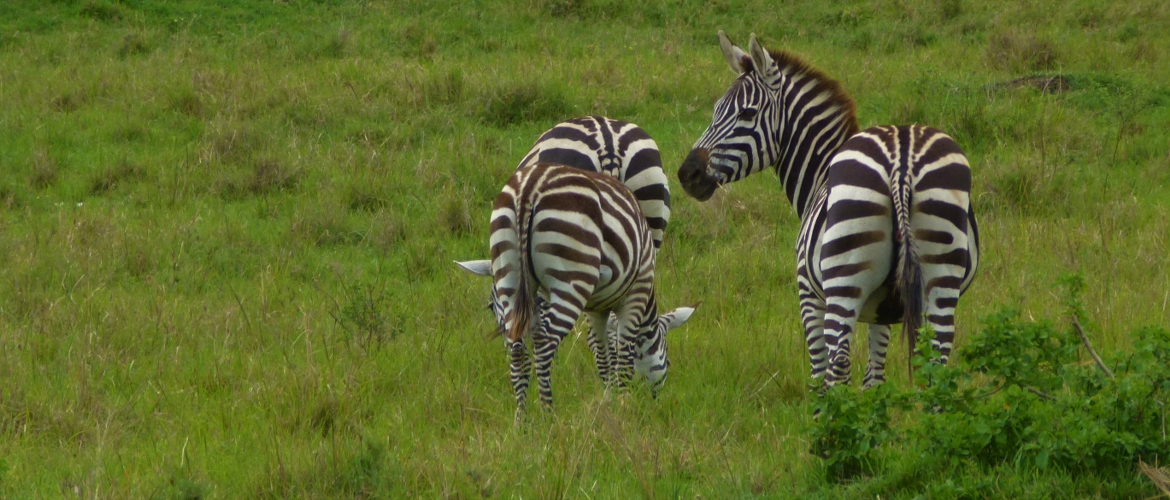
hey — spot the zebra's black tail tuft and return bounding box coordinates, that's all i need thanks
[892,169,924,383]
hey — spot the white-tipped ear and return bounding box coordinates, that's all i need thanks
[454,260,492,277]
[747,33,776,77]
[718,30,751,74]
[661,306,697,331]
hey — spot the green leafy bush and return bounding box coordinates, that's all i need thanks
[811,275,1170,492]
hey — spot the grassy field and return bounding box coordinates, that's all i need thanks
[1,0,1168,497]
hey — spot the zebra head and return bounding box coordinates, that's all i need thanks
[679,31,785,202]
[609,305,697,396]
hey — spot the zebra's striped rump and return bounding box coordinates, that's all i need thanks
[813,125,975,387]
[456,163,695,423]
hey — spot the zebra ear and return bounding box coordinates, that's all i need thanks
[454,260,492,277]
[718,30,751,74]
[747,33,777,78]
[659,305,698,332]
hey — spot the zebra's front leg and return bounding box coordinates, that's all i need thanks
[610,307,641,388]
[508,338,532,424]
[863,324,891,389]
[586,311,615,390]
[798,280,828,394]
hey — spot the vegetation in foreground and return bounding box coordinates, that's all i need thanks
[0,0,1168,497]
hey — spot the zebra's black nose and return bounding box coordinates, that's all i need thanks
[678,148,719,201]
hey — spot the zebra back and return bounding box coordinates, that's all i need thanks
[518,116,670,251]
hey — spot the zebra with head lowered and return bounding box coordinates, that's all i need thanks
[515,116,674,383]
[457,163,695,423]
[678,32,979,389]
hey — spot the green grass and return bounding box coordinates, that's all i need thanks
[0,0,1168,497]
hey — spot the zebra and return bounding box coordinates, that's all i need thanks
[517,116,670,252]
[456,163,695,422]
[677,32,980,389]
[517,116,673,383]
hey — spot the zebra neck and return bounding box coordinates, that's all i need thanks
[770,123,845,219]
[762,50,860,219]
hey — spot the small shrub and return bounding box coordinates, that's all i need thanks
[345,185,388,213]
[397,23,436,59]
[155,474,207,500]
[938,0,963,22]
[480,82,572,127]
[90,160,145,195]
[365,210,406,253]
[291,204,358,246]
[112,124,148,143]
[335,438,394,496]
[80,0,125,22]
[438,193,472,236]
[422,68,464,106]
[118,32,149,57]
[49,92,85,113]
[987,30,1060,72]
[170,90,203,118]
[322,27,351,59]
[326,274,398,346]
[28,150,58,190]
[248,159,299,195]
[810,383,907,480]
[0,185,19,210]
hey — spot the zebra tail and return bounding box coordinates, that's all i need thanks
[507,193,537,343]
[892,170,924,383]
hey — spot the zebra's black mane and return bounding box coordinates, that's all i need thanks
[749,49,860,139]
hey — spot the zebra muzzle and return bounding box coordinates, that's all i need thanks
[678,148,720,202]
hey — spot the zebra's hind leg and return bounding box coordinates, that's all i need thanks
[533,304,579,410]
[912,193,970,367]
[821,261,891,387]
[863,324,892,389]
[509,338,532,424]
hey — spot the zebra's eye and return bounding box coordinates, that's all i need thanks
[737,108,758,121]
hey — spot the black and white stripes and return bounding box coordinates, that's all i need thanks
[518,116,671,251]
[457,163,694,422]
[679,32,980,389]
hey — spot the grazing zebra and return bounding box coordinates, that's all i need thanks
[517,116,670,251]
[677,32,980,389]
[456,163,695,422]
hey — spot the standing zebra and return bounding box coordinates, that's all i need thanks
[517,116,670,251]
[677,32,979,389]
[456,163,695,422]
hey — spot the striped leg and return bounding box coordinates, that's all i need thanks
[533,292,585,409]
[919,240,967,365]
[534,327,570,409]
[798,272,828,391]
[913,180,971,365]
[586,310,616,388]
[821,223,893,386]
[863,324,891,389]
[509,339,532,424]
[611,307,642,387]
